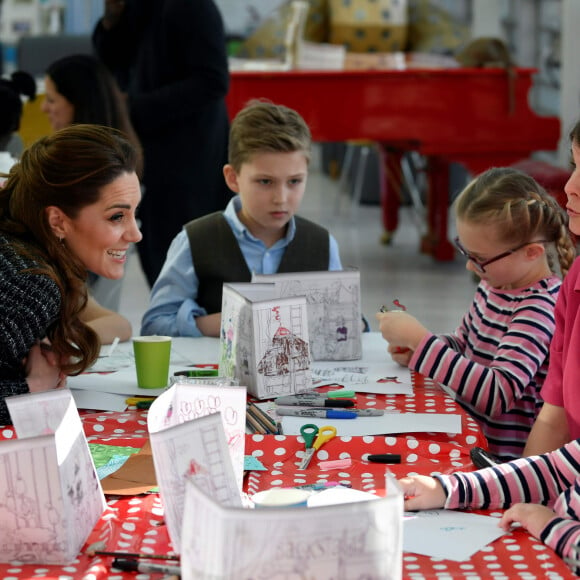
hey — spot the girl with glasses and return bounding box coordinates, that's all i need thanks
[377,166,575,461]
[393,121,580,576]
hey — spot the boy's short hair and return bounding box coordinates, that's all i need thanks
[228,100,311,172]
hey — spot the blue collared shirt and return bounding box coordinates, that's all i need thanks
[141,196,342,337]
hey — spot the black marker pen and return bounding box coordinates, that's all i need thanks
[367,454,402,464]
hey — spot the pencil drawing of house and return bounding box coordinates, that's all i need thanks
[257,327,309,376]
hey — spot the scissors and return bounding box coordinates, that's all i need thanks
[298,424,337,470]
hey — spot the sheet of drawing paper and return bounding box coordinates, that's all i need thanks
[311,332,413,394]
[149,413,242,552]
[6,388,74,437]
[281,413,462,436]
[252,269,363,361]
[403,510,506,560]
[70,389,128,412]
[0,435,69,563]
[2,390,105,564]
[180,475,403,580]
[147,382,246,487]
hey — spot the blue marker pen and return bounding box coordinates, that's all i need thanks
[276,408,357,419]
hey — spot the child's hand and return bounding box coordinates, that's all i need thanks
[398,475,447,511]
[375,311,429,351]
[387,343,413,366]
[499,503,556,538]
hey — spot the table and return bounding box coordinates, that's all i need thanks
[226,68,560,260]
[0,336,575,579]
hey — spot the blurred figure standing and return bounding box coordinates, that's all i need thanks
[93,0,232,287]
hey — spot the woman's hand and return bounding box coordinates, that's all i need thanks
[376,311,429,352]
[398,475,447,511]
[24,342,66,392]
[499,503,556,538]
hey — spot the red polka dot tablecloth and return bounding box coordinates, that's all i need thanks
[0,379,575,579]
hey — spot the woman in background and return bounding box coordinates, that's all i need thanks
[41,54,143,311]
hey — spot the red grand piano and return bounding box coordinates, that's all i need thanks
[226,67,560,260]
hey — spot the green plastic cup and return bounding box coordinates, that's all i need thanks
[132,336,172,389]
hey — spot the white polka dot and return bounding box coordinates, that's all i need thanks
[465,435,478,444]
[92,424,105,432]
[274,435,286,441]
[385,436,397,446]
[428,443,440,454]
[317,450,330,460]
[274,447,287,455]
[407,439,419,449]
[252,450,264,457]
[271,470,282,475]
[270,479,283,485]
[407,454,418,462]
[252,434,265,442]
[363,436,375,443]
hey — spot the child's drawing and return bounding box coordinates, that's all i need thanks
[253,270,363,361]
[219,283,312,399]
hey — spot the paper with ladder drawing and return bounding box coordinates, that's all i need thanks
[147,384,246,551]
[179,434,404,580]
[0,389,105,564]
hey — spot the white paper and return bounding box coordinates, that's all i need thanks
[147,384,247,551]
[403,509,506,561]
[70,389,129,412]
[0,390,105,564]
[281,413,462,437]
[252,269,362,361]
[220,283,312,398]
[181,471,403,579]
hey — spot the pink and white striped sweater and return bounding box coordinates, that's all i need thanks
[437,438,580,574]
[410,276,561,460]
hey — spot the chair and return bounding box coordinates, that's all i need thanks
[17,34,93,77]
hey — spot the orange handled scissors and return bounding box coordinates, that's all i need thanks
[298,423,337,470]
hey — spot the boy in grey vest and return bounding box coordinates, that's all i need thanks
[141,100,342,337]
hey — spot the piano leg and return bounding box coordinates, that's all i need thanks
[379,146,404,244]
[421,156,455,261]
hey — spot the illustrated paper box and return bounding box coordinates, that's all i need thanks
[219,282,312,399]
[0,389,106,564]
[179,423,404,580]
[253,269,362,361]
[147,382,247,552]
[329,0,408,53]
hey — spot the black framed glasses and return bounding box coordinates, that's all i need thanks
[453,237,547,273]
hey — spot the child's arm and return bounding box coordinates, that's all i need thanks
[410,297,555,420]
[141,232,207,337]
[524,403,570,456]
[195,313,222,338]
[80,295,132,344]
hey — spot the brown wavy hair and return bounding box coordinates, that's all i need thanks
[454,167,576,277]
[0,124,138,374]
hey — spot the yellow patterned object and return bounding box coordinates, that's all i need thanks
[328,0,408,53]
[407,0,469,53]
[235,0,329,59]
[18,95,52,148]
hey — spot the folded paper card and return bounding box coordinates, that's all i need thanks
[252,269,362,361]
[219,282,312,399]
[147,381,247,551]
[179,417,403,579]
[1,389,106,564]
